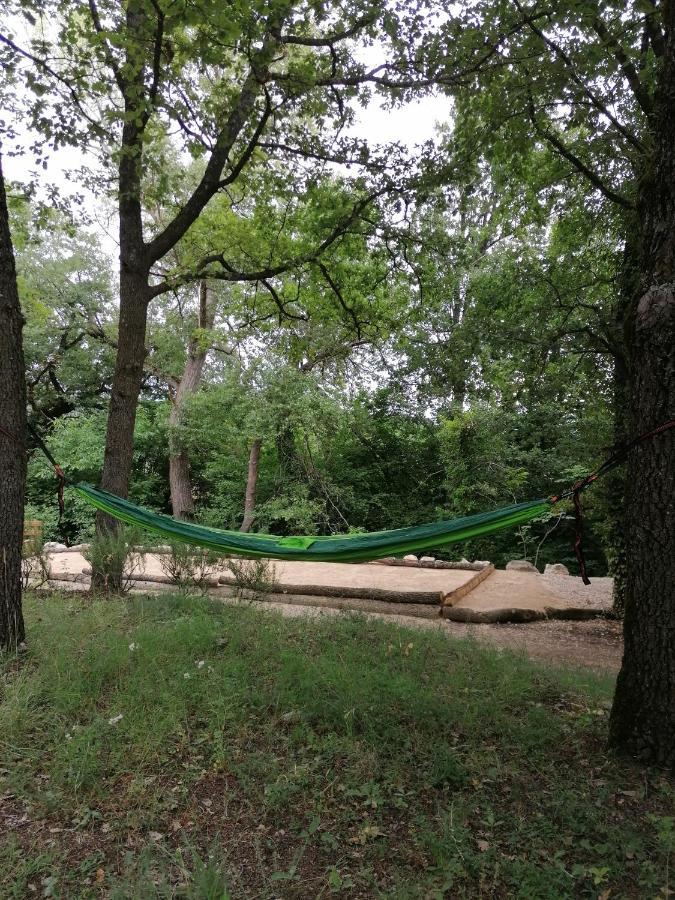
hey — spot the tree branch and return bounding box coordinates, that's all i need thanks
[217,90,273,188]
[260,278,308,322]
[642,0,665,57]
[0,32,109,140]
[527,100,634,209]
[591,16,653,117]
[317,262,362,339]
[147,0,165,110]
[145,26,282,264]
[148,189,387,297]
[87,0,126,95]
[514,0,644,151]
[272,14,377,47]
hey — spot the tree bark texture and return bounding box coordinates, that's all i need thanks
[240,438,262,532]
[607,356,630,616]
[0,154,27,650]
[609,7,675,767]
[169,282,216,519]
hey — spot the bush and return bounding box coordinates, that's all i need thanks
[83,527,150,595]
[158,542,222,594]
[21,524,49,591]
[225,556,278,602]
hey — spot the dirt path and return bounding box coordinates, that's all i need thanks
[249,595,623,674]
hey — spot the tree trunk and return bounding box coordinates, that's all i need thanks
[0,154,27,650]
[169,281,216,519]
[276,416,298,480]
[240,438,262,532]
[607,355,630,617]
[609,10,675,767]
[93,126,149,590]
[92,6,150,592]
[92,267,150,591]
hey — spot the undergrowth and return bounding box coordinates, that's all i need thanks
[0,593,672,898]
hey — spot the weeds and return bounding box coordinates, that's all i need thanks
[83,527,149,594]
[225,556,278,601]
[158,541,221,594]
[21,534,49,591]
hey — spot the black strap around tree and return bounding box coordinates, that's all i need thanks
[25,423,67,519]
[550,418,675,585]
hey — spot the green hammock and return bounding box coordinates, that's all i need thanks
[73,483,553,563]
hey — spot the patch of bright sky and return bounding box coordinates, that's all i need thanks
[350,91,452,148]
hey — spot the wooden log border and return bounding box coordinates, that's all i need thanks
[440,564,496,611]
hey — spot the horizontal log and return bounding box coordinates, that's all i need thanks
[227,589,441,620]
[441,606,615,624]
[218,575,443,605]
[385,558,487,571]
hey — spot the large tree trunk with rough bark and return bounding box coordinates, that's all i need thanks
[0,155,27,650]
[240,438,262,532]
[606,356,630,617]
[609,10,675,767]
[169,282,216,519]
[608,227,641,617]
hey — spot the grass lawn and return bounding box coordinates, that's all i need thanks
[1,594,673,899]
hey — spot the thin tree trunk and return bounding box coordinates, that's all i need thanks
[0,154,27,650]
[93,16,149,591]
[240,438,262,532]
[169,281,216,519]
[609,9,675,767]
[92,267,150,591]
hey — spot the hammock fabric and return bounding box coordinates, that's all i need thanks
[73,483,552,563]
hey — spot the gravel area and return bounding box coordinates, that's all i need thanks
[542,574,614,610]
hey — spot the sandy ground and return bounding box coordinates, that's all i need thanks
[47,552,611,612]
[43,552,620,673]
[48,552,473,595]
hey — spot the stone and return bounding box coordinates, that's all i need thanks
[69,543,90,553]
[419,556,436,567]
[544,562,570,576]
[402,554,419,567]
[372,557,395,565]
[43,542,68,552]
[505,559,539,573]
[473,560,491,568]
